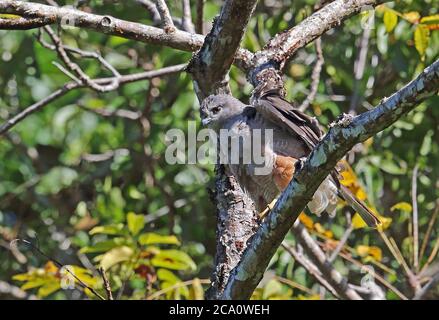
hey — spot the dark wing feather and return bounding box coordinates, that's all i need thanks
[253,90,341,188]
[253,91,323,151]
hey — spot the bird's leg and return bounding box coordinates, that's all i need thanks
[259,196,279,220]
[294,157,307,172]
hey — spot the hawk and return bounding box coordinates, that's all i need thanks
[200,91,381,228]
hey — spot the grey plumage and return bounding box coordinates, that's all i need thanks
[201,93,381,228]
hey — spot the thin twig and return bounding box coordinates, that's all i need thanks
[195,0,204,34]
[419,201,439,265]
[182,0,195,33]
[412,164,419,271]
[98,267,114,300]
[338,251,409,300]
[78,105,141,120]
[413,271,439,300]
[136,0,161,23]
[349,20,372,112]
[422,236,439,273]
[0,64,186,136]
[291,223,362,300]
[11,239,105,300]
[43,26,121,92]
[299,37,324,111]
[281,242,340,299]
[153,0,176,33]
[329,223,353,263]
[274,275,315,295]
[379,231,414,280]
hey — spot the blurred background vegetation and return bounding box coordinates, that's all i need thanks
[0,0,438,300]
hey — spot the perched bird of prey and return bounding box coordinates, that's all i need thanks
[200,90,381,228]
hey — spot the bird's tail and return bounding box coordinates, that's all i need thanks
[338,185,382,228]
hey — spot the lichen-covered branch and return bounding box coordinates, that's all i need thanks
[252,0,383,71]
[187,0,258,97]
[186,0,259,299]
[221,59,439,300]
[0,15,55,29]
[0,1,254,69]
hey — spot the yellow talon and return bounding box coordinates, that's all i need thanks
[259,197,279,220]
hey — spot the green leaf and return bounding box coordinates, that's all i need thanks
[138,233,180,246]
[89,224,125,236]
[262,279,283,299]
[36,167,78,195]
[384,10,398,33]
[414,24,430,60]
[380,160,405,175]
[127,212,145,236]
[151,249,196,271]
[80,238,127,253]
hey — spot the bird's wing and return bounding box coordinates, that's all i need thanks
[253,91,323,151]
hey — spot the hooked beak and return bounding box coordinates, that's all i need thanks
[201,118,212,126]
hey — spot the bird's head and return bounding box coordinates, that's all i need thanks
[200,94,247,129]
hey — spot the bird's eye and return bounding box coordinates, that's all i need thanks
[211,106,222,114]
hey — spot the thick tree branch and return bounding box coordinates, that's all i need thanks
[187,0,258,97]
[186,0,259,300]
[0,1,199,50]
[252,0,383,72]
[0,1,254,69]
[0,16,55,29]
[221,60,439,299]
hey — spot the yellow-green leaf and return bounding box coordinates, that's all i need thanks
[157,268,181,284]
[151,249,196,271]
[421,14,439,25]
[391,202,412,212]
[420,15,439,31]
[262,279,283,300]
[138,233,180,246]
[189,278,204,300]
[89,224,125,235]
[414,24,430,60]
[98,246,134,270]
[37,281,61,298]
[127,212,145,236]
[384,10,398,33]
